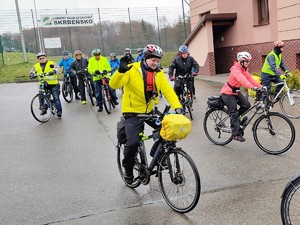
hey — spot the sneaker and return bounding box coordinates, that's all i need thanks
[57,112,62,118]
[232,135,246,142]
[124,168,134,184]
[81,100,86,105]
[97,106,103,112]
[75,94,80,100]
[193,95,196,99]
[240,116,248,126]
[114,100,119,105]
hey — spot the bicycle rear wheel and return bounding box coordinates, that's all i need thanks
[280,91,300,119]
[203,108,233,145]
[158,148,201,213]
[281,175,300,225]
[253,112,295,155]
[30,94,52,123]
[86,81,95,106]
[117,143,141,188]
[62,81,73,103]
[102,88,112,114]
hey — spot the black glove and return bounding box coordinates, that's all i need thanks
[29,73,36,79]
[251,86,259,91]
[118,56,133,73]
[175,108,185,114]
[49,71,55,75]
[95,70,100,75]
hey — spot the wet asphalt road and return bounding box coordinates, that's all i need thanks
[0,78,300,225]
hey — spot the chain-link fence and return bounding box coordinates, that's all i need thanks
[0,7,190,56]
[0,35,4,69]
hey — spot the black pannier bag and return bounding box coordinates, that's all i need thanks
[207,95,224,109]
[117,116,127,144]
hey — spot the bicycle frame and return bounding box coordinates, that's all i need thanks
[271,80,295,106]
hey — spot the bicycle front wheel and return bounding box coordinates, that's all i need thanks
[253,112,295,155]
[102,88,112,114]
[203,108,233,145]
[281,176,300,225]
[158,148,201,213]
[62,81,73,103]
[280,91,300,119]
[30,94,52,123]
[117,143,141,188]
[86,81,95,106]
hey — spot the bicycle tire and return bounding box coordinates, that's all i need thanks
[62,81,73,103]
[158,148,201,213]
[30,94,52,123]
[281,175,300,225]
[253,112,295,155]
[86,81,95,106]
[280,91,300,119]
[102,88,112,114]
[117,143,141,188]
[203,108,233,145]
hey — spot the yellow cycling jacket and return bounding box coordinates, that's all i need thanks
[88,56,111,81]
[110,62,182,113]
[34,60,58,85]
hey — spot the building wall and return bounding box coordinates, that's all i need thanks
[189,0,300,75]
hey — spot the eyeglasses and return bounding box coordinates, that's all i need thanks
[94,54,100,56]
[39,57,46,60]
[244,60,250,63]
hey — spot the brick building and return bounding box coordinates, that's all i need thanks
[186,0,300,75]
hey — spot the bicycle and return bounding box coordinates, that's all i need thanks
[116,105,201,213]
[177,73,194,120]
[99,70,115,114]
[281,173,300,225]
[79,69,95,106]
[203,88,295,155]
[30,70,56,123]
[61,72,73,103]
[246,73,300,119]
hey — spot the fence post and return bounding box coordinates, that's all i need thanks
[128,8,134,49]
[156,7,161,47]
[65,9,73,54]
[31,9,38,53]
[97,8,105,54]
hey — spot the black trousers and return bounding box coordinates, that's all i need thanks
[221,93,251,136]
[70,76,79,95]
[123,116,160,168]
[174,78,193,97]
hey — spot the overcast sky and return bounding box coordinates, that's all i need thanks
[2,0,184,10]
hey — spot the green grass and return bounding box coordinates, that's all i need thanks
[0,52,177,84]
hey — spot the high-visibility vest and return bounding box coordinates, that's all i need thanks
[34,61,58,85]
[261,51,282,76]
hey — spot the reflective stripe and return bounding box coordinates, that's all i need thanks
[34,61,58,85]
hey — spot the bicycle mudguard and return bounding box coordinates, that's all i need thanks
[281,173,300,197]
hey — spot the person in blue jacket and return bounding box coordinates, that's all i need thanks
[109,53,120,74]
[58,51,80,100]
[134,48,143,62]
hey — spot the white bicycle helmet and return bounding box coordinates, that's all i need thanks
[143,44,163,59]
[237,51,252,61]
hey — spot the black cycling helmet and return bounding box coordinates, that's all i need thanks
[36,52,46,58]
[143,44,163,59]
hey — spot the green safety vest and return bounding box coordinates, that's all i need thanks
[34,61,58,85]
[261,51,282,76]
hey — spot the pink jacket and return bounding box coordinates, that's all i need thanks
[220,62,262,95]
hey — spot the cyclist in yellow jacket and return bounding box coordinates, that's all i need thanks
[110,44,182,184]
[88,49,118,112]
[29,52,62,118]
[261,41,291,98]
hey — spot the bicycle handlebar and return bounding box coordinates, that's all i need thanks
[177,74,192,80]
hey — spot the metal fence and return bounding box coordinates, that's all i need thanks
[0,35,3,68]
[0,7,190,56]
